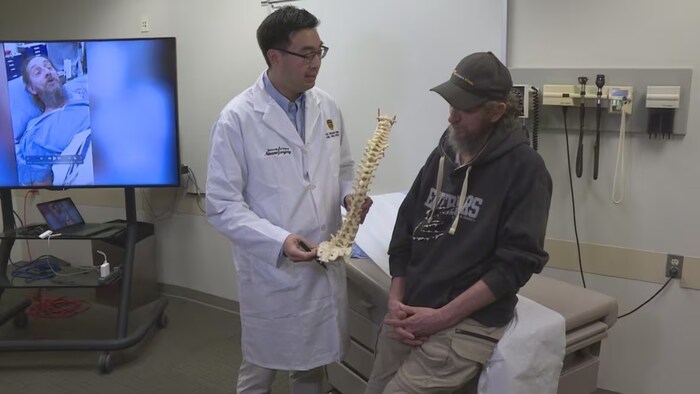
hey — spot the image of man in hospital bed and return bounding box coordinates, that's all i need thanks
[12,43,93,187]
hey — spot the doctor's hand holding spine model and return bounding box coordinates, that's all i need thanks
[365,52,553,394]
[206,6,371,394]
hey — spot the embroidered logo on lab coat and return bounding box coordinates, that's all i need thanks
[265,146,292,156]
[326,119,334,129]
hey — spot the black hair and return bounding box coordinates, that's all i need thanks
[256,6,319,66]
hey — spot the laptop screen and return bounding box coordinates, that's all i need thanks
[36,198,85,231]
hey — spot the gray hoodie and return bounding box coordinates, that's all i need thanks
[388,125,553,327]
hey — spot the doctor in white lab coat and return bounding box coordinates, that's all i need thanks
[206,6,366,394]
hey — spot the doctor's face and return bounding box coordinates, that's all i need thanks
[273,28,323,98]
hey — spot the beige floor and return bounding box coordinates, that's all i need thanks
[0,288,620,394]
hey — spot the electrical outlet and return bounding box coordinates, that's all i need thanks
[140,16,150,33]
[665,254,684,279]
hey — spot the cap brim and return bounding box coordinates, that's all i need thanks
[430,80,487,111]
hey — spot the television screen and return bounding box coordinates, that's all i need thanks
[0,37,180,188]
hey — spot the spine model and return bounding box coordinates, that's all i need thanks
[317,114,397,263]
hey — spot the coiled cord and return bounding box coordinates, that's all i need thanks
[530,86,540,151]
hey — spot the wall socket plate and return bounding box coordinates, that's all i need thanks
[140,16,150,33]
[666,254,684,279]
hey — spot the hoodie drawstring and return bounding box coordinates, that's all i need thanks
[428,156,445,223]
[428,155,472,235]
[449,165,471,235]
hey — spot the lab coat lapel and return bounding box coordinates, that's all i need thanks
[253,75,304,147]
[305,91,321,143]
[260,103,303,147]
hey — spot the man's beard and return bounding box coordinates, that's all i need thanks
[36,85,68,110]
[447,122,493,158]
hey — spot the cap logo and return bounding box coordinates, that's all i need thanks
[452,69,474,86]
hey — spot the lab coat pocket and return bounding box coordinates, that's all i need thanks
[247,143,294,191]
[247,259,301,317]
[246,167,284,223]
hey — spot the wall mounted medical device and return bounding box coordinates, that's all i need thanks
[513,84,541,150]
[510,68,692,204]
[593,74,605,180]
[646,86,681,139]
[575,76,588,178]
[510,68,692,136]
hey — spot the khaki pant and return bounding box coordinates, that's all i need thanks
[237,358,324,394]
[365,317,506,394]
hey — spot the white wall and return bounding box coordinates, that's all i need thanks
[4,0,698,391]
[300,0,507,193]
[509,1,700,392]
[0,0,507,299]
[509,0,700,255]
[543,267,700,394]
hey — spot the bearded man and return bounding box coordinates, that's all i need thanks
[365,51,553,394]
[18,55,90,185]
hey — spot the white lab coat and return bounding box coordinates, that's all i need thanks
[206,72,354,370]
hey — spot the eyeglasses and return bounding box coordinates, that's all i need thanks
[274,45,329,63]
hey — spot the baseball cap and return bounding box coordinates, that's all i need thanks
[430,51,513,111]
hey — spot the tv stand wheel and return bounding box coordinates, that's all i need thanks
[99,352,114,374]
[13,311,28,329]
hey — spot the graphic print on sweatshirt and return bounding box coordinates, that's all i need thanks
[413,187,483,241]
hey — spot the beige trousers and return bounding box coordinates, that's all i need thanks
[236,358,324,394]
[365,317,506,394]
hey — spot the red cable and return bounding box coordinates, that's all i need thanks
[18,191,91,319]
[26,292,91,319]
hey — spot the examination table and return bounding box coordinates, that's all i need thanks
[327,257,618,394]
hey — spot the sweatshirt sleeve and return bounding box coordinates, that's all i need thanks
[481,155,553,299]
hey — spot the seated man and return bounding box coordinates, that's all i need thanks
[365,52,553,393]
[16,55,91,186]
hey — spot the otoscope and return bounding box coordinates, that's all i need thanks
[593,74,605,180]
[575,76,588,178]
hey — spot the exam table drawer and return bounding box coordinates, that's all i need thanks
[558,350,600,394]
[343,339,374,379]
[328,362,367,394]
[347,280,387,324]
[348,309,379,352]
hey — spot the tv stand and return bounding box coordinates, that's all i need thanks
[0,187,168,374]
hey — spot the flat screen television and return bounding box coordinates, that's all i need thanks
[0,37,180,188]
